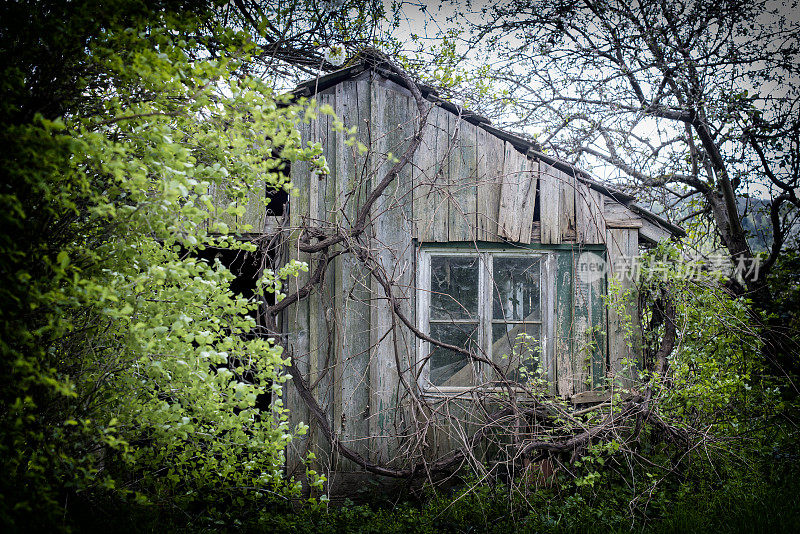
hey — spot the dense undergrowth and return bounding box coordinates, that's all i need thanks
[66,441,800,533]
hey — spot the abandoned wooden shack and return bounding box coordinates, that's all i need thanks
[213,55,685,489]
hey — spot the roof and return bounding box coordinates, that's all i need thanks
[291,51,685,239]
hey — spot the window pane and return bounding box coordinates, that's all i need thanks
[491,323,541,383]
[429,322,479,387]
[492,257,541,322]
[430,256,479,321]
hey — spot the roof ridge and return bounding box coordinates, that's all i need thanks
[290,53,685,238]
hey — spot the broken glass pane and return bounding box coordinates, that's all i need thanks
[430,255,479,321]
[491,323,541,383]
[429,321,479,387]
[492,257,541,322]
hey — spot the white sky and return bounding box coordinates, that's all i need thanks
[381,0,798,200]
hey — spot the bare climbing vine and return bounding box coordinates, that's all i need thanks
[248,54,705,502]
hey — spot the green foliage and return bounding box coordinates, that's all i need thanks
[0,1,327,529]
[636,242,785,431]
[101,456,799,533]
[763,247,800,347]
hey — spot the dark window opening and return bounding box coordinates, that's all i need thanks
[265,185,288,217]
[264,159,289,216]
[194,246,264,301]
[193,244,281,412]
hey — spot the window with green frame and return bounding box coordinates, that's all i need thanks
[417,249,551,390]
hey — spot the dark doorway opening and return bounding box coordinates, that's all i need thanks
[194,243,279,412]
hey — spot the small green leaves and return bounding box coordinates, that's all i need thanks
[57,251,70,269]
[0,4,323,518]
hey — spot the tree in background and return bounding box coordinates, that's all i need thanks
[229,0,389,80]
[449,0,800,374]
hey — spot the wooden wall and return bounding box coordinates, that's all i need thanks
[410,104,596,246]
[279,74,656,475]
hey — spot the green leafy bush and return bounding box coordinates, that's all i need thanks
[0,2,326,529]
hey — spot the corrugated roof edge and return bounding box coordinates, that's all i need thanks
[290,54,685,239]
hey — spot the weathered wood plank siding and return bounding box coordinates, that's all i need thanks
[555,250,574,396]
[573,250,607,393]
[331,81,372,469]
[639,218,673,244]
[309,91,341,474]
[558,167,576,242]
[276,76,668,474]
[412,105,450,241]
[576,182,606,244]
[285,103,313,477]
[369,80,415,464]
[606,228,640,387]
[604,201,643,229]
[498,146,537,243]
[476,127,504,242]
[447,114,477,241]
[539,162,561,245]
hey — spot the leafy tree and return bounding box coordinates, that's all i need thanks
[0,1,332,528]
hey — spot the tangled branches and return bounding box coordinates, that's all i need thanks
[252,55,703,500]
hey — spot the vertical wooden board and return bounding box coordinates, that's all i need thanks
[411,103,436,240]
[447,116,478,241]
[310,93,336,466]
[315,92,336,226]
[576,183,606,244]
[240,180,266,232]
[320,91,340,224]
[606,228,639,387]
[572,249,607,394]
[390,92,419,465]
[310,268,335,467]
[307,103,320,413]
[517,157,538,245]
[558,168,576,241]
[540,162,562,245]
[572,251,591,394]
[432,107,452,242]
[591,189,606,244]
[476,128,504,241]
[329,81,372,468]
[287,96,338,475]
[590,252,607,390]
[497,145,534,242]
[606,229,630,386]
[545,253,557,389]
[412,105,450,241]
[393,91,416,228]
[576,182,590,243]
[497,142,518,241]
[606,228,623,379]
[555,250,574,396]
[369,85,414,463]
[285,111,313,476]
